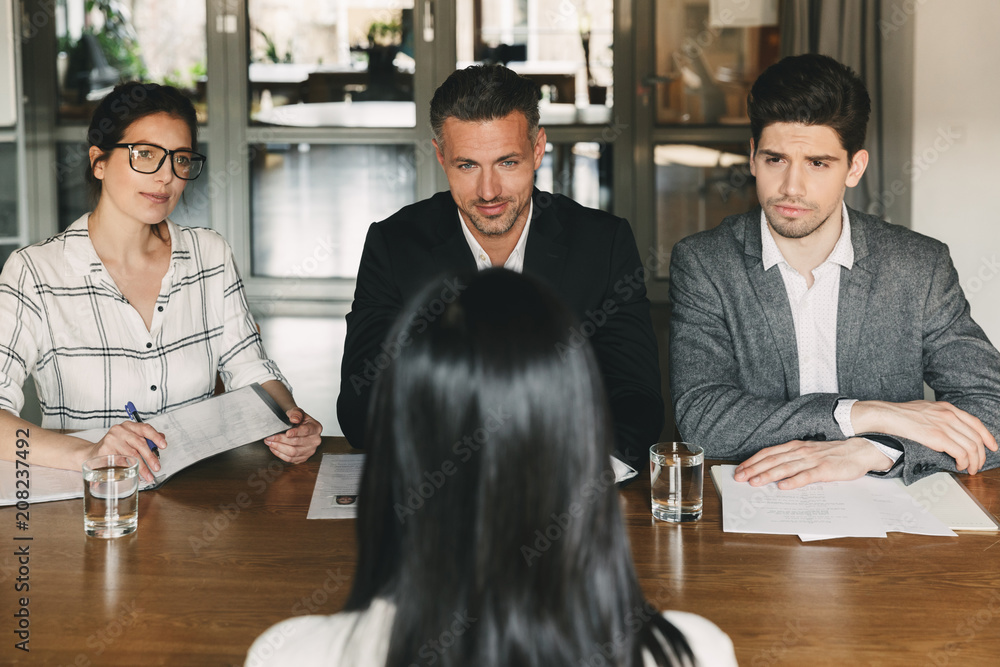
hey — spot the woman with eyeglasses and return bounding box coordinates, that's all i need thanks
[246,269,737,667]
[0,82,321,480]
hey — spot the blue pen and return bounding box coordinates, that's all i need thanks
[125,402,160,459]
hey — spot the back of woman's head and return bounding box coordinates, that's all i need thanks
[85,82,199,204]
[348,269,693,667]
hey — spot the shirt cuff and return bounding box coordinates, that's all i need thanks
[834,398,858,437]
[836,399,900,472]
[865,438,902,472]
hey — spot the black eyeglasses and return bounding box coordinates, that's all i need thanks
[113,143,206,180]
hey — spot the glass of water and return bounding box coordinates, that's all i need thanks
[649,442,704,522]
[82,455,139,538]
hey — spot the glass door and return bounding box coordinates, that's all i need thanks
[634,0,782,301]
[0,0,23,269]
[239,0,433,294]
[51,0,211,230]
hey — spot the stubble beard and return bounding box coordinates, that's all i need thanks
[763,198,831,240]
[466,198,524,237]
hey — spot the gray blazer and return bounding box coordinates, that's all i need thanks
[669,207,1000,484]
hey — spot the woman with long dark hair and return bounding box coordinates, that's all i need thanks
[248,269,735,666]
[0,82,321,480]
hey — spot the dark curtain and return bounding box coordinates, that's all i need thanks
[780,1,883,215]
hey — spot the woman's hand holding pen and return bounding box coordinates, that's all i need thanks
[90,421,168,483]
[264,409,322,464]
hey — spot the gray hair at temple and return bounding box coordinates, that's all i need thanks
[429,64,541,149]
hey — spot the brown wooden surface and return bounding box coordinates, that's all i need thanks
[3,438,999,666]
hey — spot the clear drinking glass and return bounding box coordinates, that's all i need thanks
[650,442,704,522]
[82,455,139,538]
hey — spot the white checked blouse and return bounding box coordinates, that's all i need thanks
[0,214,288,430]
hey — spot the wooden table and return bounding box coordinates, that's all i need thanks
[2,438,999,665]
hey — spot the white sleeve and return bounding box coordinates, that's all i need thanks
[660,611,738,667]
[217,239,290,393]
[0,252,41,416]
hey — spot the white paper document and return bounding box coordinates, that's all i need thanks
[307,453,365,519]
[0,384,290,506]
[142,384,290,486]
[611,455,637,484]
[709,465,993,540]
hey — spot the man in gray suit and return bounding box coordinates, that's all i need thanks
[669,54,1000,488]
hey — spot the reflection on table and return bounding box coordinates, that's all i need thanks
[4,439,997,665]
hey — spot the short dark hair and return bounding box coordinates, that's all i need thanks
[430,65,540,148]
[344,269,694,666]
[85,82,199,205]
[748,53,871,159]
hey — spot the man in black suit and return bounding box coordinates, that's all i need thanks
[337,65,663,465]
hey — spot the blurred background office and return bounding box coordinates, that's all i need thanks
[2,0,998,436]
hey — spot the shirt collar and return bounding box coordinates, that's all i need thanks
[760,201,854,271]
[63,214,186,277]
[459,199,533,271]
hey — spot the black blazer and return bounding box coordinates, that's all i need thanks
[337,189,664,465]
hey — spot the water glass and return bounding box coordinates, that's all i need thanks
[82,455,139,538]
[650,442,704,522]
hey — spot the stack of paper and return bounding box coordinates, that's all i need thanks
[711,465,998,540]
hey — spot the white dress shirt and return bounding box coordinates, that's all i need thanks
[0,214,288,430]
[459,200,533,272]
[761,204,900,466]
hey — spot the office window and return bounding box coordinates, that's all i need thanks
[537,142,612,212]
[0,143,15,236]
[457,0,614,125]
[55,142,88,229]
[0,142,17,267]
[654,0,779,125]
[56,0,208,122]
[250,143,417,279]
[256,316,343,436]
[248,0,416,127]
[654,143,757,277]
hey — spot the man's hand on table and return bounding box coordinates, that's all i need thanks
[733,438,892,490]
[851,399,996,474]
